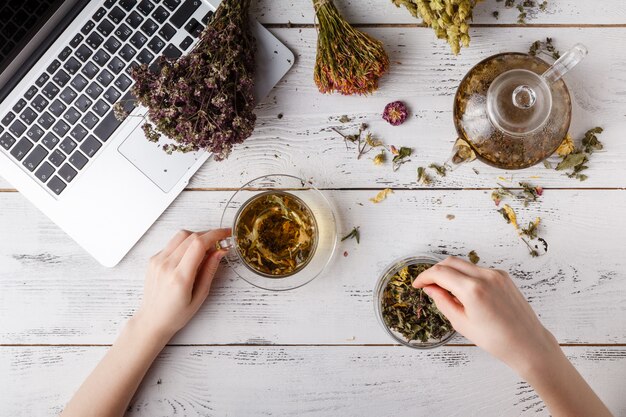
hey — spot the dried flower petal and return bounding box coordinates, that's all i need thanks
[556,133,575,156]
[370,188,393,203]
[382,101,409,126]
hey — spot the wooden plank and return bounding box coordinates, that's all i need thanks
[1,27,626,190]
[1,345,625,416]
[1,189,625,345]
[254,0,626,25]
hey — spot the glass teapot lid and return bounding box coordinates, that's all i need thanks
[453,44,587,170]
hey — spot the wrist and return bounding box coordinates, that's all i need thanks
[514,327,564,381]
[126,312,173,349]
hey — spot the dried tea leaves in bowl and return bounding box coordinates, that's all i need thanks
[381,263,453,343]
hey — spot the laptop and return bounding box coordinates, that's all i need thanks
[0,0,294,266]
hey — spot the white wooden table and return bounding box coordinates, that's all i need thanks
[2,1,626,415]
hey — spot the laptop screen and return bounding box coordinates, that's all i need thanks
[0,0,65,75]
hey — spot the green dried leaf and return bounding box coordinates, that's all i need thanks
[341,226,360,244]
[417,166,432,185]
[556,152,586,171]
[429,163,447,177]
[468,250,480,264]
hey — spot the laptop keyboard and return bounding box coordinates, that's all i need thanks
[0,0,214,196]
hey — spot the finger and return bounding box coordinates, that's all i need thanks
[412,264,474,298]
[191,250,225,306]
[169,228,230,265]
[175,229,232,279]
[439,256,485,278]
[153,230,192,259]
[422,285,465,326]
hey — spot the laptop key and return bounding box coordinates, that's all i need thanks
[114,74,133,91]
[2,112,16,127]
[52,120,70,136]
[86,32,104,49]
[64,57,81,75]
[86,83,103,100]
[20,107,38,125]
[75,95,93,112]
[23,145,48,171]
[93,7,107,22]
[9,120,26,137]
[59,163,78,183]
[25,86,38,100]
[202,10,214,24]
[59,138,77,154]
[93,49,111,67]
[159,23,176,41]
[47,59,61,74]
[138,0,155,16]
[0,133,16,150]
[69,151,89,170]
[104,37,122,54]
[49,149,66,167]
[82,62,99,79]
[115,23,133,41]
[63,107,81,125]
[119,44,136,62]
[70,125,88,142]
[130,32,148,48]
[35,162,55,182]
[41,132,60,150]
[147,36,165,54]
[180,36,193,51]
[162,44,182,59]
[163,0,181,11]
[82,112,99,130]
[80,135,102,157]
[60,87,78,105]
[70,34,84,48]
[71,74,89,92]
[58,46,72,62]
[137,49,154,65]
[152,6,169,24]
[49,100,67,117]
[76,45,93,62]
[97,69,114,87]
[94,110,123,142]
[97,19,116,37]
[170,0,201,28]
[103,87,121,104]
[126,11,144,28]
[47,175,67,195]
[36,73,50,87]
[10,137,33,161]
[120,0,138,11]
[42,82,60,100]
[92,99,110,117]
[26,125,44,142]
[81,20,95,36]
[185,18,203,38]
[103,0,116,8]
[37,112,55,130]
[13,99,27,113]
[53,69,71,87]
[32,95,49,112]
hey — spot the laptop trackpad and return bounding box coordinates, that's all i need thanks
[118,124,206,193]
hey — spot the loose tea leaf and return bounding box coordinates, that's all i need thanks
[391,145,412,172]
[341,226,360,244]
[556,133,575,156]
[333,124,384,159]
[492,182,542,207]
[339,115,351,123]
[370,188,393,203]
[429,163,448,177]
[554,127,604,182]
[468,250,480,264]
[417,166,432,185]
[381,263,453,343]
[582,127,604,154]
[498,204,519,231]
[529,37,560,60]
[521,218,541,239]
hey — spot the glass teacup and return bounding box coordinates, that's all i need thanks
[218,174,337,291]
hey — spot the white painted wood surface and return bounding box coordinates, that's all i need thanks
[1,1,626,416]
[2,346,625,417]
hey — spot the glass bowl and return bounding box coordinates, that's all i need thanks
[374,255,456,349]
[219,174,338,291]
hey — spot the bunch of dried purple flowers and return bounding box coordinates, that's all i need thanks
[116,0,257,160]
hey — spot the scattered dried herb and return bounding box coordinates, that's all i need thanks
[341,226,360,244]
[339,115,351,123]
[446,214,455,220]
[521,217,541,240]
[370,188,393,203]
[468,250,480,264]
[121,0,256,159]
[313,0,389,94]
[496,203,547,257]
[529,37,560,60]
[391,0,479,54]
[373,150,386,166]
[383,101,409,126]
[429,163,448,177]
[417,166,432,185]
[333,124,384,159]
[391,145,412,171]
[502,0,548,24]
[381,263,453,343]
[555,127,604,181]
[556,133,575,156]
[491,182,542,207]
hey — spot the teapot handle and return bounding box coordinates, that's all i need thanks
[541,43,588,84]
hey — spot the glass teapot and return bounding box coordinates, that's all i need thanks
[450,44,588,170]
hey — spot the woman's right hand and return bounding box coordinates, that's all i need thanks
[413,256,559,377]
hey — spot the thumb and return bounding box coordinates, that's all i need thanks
[192,250,226,306]
[423,285,465,327]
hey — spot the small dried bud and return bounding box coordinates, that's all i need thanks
[382,100,408,126]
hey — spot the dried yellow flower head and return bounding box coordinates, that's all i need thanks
[556,133,575,156]
[370,188,394,203]
[373,151,386,166]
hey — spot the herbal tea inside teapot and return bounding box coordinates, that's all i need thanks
[452,44,587,170]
